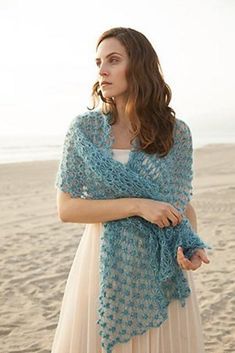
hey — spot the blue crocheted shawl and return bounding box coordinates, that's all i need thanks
[55,110,210,353]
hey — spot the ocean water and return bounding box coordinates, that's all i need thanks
[0,132,234,164]
[0,135,64,164]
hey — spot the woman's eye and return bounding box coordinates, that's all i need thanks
[110,58,118,63]
[95,58,119,67]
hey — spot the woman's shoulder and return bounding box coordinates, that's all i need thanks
[174,117,191,134]
[69,109,106,130]
[174,117,192,141]
[65,110,110,145]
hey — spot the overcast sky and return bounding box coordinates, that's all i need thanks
[0,0,234,137]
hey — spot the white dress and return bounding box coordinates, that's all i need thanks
[51,148,205,353]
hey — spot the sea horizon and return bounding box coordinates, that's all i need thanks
[0,132,234,165]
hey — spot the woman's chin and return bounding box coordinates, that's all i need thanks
[101,93,113,99]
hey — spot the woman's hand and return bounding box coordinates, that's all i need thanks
[177,246,210,271]
[136,199,210,271]
[137,199,183,228]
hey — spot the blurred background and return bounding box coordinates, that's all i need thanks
[0,0,234,163]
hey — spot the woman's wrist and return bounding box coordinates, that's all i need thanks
[129,198,142,217]
[184,202,197,232]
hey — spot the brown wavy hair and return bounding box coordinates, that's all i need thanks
[88,27,176,157]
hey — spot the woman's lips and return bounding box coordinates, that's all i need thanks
[101,82,112,86]
[101,84,112,90]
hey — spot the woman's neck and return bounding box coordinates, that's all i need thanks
[114,97,132,129]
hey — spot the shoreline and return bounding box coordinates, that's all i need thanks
[1,143,235,353]
[0,142,234,166]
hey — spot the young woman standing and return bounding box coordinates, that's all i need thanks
[52,27,210,353]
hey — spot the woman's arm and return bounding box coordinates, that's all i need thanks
[177,201,210,270]
[184,202,197,231]
[57,190,137,223]
[57,190,182,226]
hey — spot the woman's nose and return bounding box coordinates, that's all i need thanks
[99,63,109,76]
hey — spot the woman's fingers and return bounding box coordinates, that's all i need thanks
[157,221,165,228]
[167,212,181,227]
[177,247,210,271]
[194,248,210,264]
[158,214,178,228]
[158,212,182,228]
[171,205,182,219]
[189,253,203,270]
[161,207,182,227]
[149,202,182,228]
[177,247,192,270]
[169,206,182,224]
[162,217,171,227]
[154,204,183,228]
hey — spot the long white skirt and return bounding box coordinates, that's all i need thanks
[51,223,205,353]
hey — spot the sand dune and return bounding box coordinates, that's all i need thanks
[0,144,234,353]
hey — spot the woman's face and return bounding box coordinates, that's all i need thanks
[96,37,129,100]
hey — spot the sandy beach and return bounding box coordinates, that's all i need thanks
[0,144,234,353]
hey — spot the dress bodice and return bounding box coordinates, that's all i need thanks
[112,148,130,164]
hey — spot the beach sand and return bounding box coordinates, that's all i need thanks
[0,144,234,353]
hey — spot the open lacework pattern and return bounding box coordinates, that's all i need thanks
[55,110,210,353]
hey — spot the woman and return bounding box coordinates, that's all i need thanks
[52,27,210,353]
